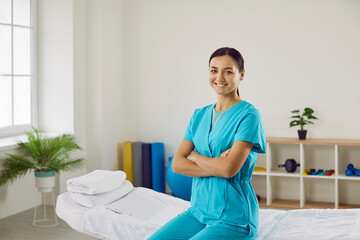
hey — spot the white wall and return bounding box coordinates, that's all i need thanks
[85,0,124,171]
[37,0,74,134]
[121,0,360,160]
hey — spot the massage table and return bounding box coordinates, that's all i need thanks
[56,187,360,240]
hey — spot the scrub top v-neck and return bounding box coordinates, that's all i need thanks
[211,107,229,131]
[183,100,266,237]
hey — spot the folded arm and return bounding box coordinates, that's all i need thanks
[173,139,253,178]
[172,139,211,177]
[187,141,253,178]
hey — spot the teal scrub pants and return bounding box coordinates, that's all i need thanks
[148,211,254,240]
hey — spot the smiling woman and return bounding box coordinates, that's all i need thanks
[148,47,266,240]
[209,47,244,100]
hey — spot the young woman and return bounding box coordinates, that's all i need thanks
[149,47,266,240]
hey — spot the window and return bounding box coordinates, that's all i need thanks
[0,0,36,137]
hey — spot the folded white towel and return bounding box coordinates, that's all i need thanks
[67,170,126,195]
[71,180,134,208]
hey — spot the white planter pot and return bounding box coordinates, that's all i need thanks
[34,170,56,192]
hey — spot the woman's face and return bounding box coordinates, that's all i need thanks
[209,55,244,96]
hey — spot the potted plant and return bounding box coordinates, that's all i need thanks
[290,107,318,140]
[0,128,85,192]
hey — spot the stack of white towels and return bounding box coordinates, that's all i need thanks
[66,170,134,208]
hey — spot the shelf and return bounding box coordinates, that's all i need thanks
[268,170,300,177]
[253,171,267,176]
[258,137,360,209]
[267,137,360,146]
[261,200,360,210]
[303,201,335,209]
[302,174,335,179]
[337,174,360,180]
[258,199,357,210]
[338,203,360,209]
[264,199,300,209]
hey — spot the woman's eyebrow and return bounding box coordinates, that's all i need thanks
[209,66,233,69]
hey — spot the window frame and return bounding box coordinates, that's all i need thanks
[0,0,37,138]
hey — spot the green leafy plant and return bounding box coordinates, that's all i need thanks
[290,107,318,130]
[0,128,85,186]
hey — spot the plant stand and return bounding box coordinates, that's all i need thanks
[33,189,59,227]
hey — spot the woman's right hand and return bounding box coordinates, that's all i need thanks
[221,148,231,158]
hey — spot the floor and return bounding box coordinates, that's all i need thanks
[0,206,95,240]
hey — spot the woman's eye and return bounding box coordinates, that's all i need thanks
[225,71,233,74]
[210,69,217,73]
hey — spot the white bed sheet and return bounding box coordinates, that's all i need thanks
[258,208,360,240]
[57,188,360,240]
[56,191,89,233]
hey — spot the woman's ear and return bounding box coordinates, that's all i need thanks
[240,69,245,81]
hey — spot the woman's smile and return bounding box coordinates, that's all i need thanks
[215,83,227,87]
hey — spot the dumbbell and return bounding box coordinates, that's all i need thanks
[325,169,335,176]
[307,168,316,175]
[312,169,324,175]
[345,164,360,176]
[278,159,300,173]
[308,169,324,175]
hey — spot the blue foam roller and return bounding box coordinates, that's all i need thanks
[166,156,193,201]
[151,142,165,193]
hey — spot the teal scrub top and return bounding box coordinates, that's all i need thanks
[183,100,266,236]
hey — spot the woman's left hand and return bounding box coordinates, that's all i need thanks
[187,151,199,162]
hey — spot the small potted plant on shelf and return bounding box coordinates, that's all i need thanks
[290,107,318,140]
[0,128,85,192]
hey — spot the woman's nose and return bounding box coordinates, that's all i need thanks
[216,72,224,81]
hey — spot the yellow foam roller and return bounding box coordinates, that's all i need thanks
[254,167,267,172]
[123,142,134,184]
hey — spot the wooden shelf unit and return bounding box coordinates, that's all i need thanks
[253,137,360,209]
